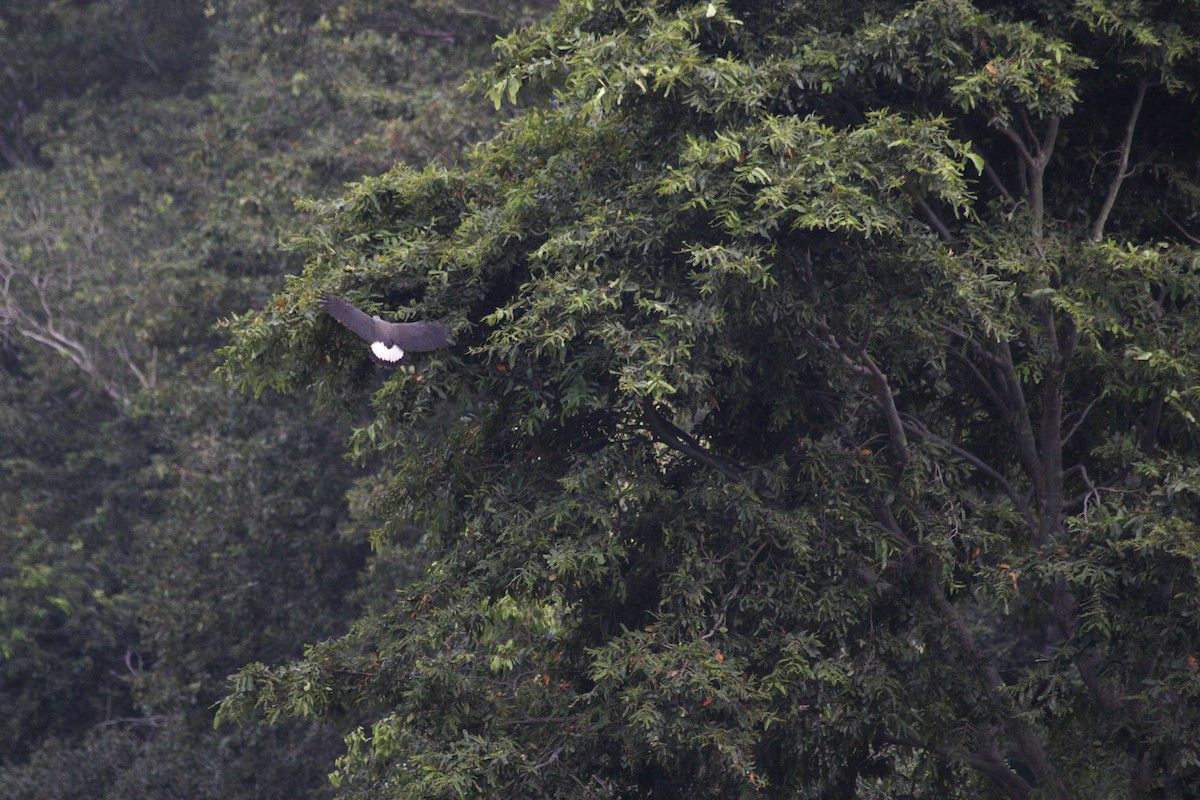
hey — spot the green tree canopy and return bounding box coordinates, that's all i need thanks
[209,0,1196,797]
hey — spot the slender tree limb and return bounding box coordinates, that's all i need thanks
[995,339,1042,482]
[997,111,1060,243]
[1075,651,1119,714]
[1138,394,1163,454]
[16,324,126,404]
[1091,79,1149,241]
[841,339,911,464]
[116,341,157,391]
[450,4,503,20]
[1061,395,1100,448]
[912,193,954,242]
[948,347,1010,416]
[1029,116,1060,245]
[641,398,744,482]
[996,119,1035,168]
[882,732,1034,800]
[983,159,1016,206]
[869,496,914,549]
[0,268,134,404]
[1037,114,1061,159]
[1061,463,1099,518]
[936,323,1009,373]
[966,747,1036,800]
[1018,108,1040,157]
[1161,209,1200,246]
[1036,306,1076,543]
[902,414,1037,536]
[1062,468,1132,510]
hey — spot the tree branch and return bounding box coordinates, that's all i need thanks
[1161,210,1200,246]
[641,398,744,482]
[1091,79,1149,242]
[996,119,1035,168]
[883,731,1034,800]
[1035,306,1077,542]
[912,193,954,242]
[995,339,1041,482]
[920,562,1070,799]
[840,339,911,464]
[1029,116,1059,245]
[901,414,1037,536]
[947,346,1010,416]
[1061,395,1100,448]
[1,264,132,404]
[982,159,1016,206]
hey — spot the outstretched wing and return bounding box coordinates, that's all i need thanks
[380,320,452,352]
[322,294,380,342]
[322,294,452,362]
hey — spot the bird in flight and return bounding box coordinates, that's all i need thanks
[321,294,451,367]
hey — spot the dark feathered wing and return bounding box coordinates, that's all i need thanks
[322,295,379,342]
[321,294,452,359]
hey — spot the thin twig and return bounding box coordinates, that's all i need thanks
[1061,395,1100,447]
[1160,209,1200,246]
[948,348,1010,416]
[983,160,1016,205]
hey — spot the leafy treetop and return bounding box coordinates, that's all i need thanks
[220,1,1200,798]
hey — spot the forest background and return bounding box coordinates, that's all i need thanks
[2,1,1200,799]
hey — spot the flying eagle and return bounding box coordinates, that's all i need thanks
[321,294,451,367]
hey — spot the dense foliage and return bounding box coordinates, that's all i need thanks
[1,0,543,797]
[218,1,1200,798]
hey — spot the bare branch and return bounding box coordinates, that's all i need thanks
[1061,395,1100,447]
[1091,79,1149,241]
[883,731,1034,800]
[1029,116,1060,245]
[1063,468,1131,510]
[996,339,1041,481]
[947,347,1010,416]
[869,496,914,549]
[982,159,1016,205]
[965,748,1036,800]
[995,119,1035,168]
[1161,210,1200,246]
[1138,394,1163,454]
[1035,307,1078,543]
[450,4,502,21]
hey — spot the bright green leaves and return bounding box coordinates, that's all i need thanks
[486,74,524,111]
[1072,0,1200,91]
[663,112,978,238]
[851,0,1091,121]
